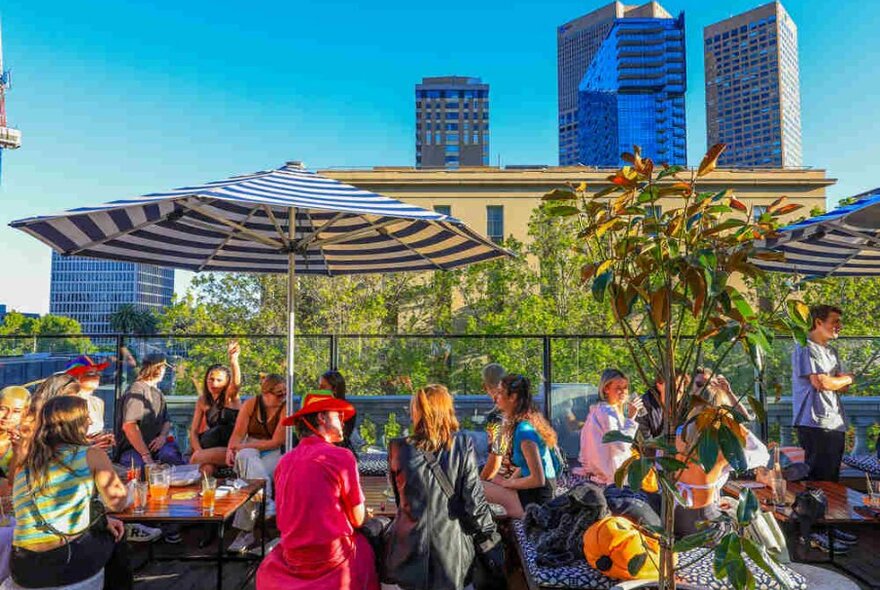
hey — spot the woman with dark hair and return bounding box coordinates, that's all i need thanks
[383,385,498,590]
[318,370,359,453]
[482,375,559,518]
[256,393,377,590]
[9,396,131,589]
[189,341,242,476]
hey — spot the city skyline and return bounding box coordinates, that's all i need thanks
[415,76,490,168]
[0,0,876,314]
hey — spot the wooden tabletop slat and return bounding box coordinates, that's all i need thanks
[724,480,878,524]
[112,480,266,522]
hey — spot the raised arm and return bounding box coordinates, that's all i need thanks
[227,340,241,398]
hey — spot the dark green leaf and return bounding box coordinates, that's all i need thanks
[746,328,771,354]
[704,218,746,236]
[627,457,648,491]
[736,488,760,526]
[643,437,677,454]
[674,528,716,553]
[592,271,613,303]
[627,553,648,577]
[602,431,635,444]
[697,250,718,271]
[728,290,757,320]
[698,429,720,472]
[687,212,704,230]
[659,475,687,507]
[657,165,685,179]
[706,205,734,215]
[637,187,658,203]
[657,456,688,472]
[714,534,739,577]
[718,425,748,472]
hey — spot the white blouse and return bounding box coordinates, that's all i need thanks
[577,402,638,486]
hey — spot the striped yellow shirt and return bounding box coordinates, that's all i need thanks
[12,445,94,548]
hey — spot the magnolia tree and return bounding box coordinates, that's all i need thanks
[543,144,811,590]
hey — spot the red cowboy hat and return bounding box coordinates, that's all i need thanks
[281,392,356,426]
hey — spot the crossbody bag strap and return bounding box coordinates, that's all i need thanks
[422,449,455,498]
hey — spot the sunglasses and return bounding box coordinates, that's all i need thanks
[265,387,287,397]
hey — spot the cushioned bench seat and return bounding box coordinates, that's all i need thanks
[357,451,388,476]
[511,519,806,590]
[842,454,880,477]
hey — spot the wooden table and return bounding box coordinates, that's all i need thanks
[113,479,267,590]
[361,475,396,517]
[725,480,879,586]
[724,480,878,524]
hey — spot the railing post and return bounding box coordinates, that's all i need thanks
[113,334,124,432]
[755,348,769,442]
[543,336,552,419]
[852,415,875,456]
[330,335,338,370]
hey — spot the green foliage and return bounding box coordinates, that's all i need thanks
[109,304,158,335]
[0,312,92,354]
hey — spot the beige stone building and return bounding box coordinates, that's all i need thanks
[322,166,834,245]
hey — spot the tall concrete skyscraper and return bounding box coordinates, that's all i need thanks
[50,254,174,334]
[704,2,802,167]
[557,1,673,166]
[578,13,686,167]
[415,77,489,169]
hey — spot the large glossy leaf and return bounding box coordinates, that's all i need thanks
[546,204,579,217]
[602,431,635,444]
[698,143,727,178]
[746,327,772,354]
[614,455,636,489]
[657,456,688,472]
[718,424,748,472]
[627,553,648,577]
[703,218,746,237]
[673,527,716,553]
[742,537,791,590]
[736,488,760,525]
[627,456,648,491]
[649,288,669,328]
[698,429,720,472]
[746,394,766,423]
[786,300,811,326]
[657,164,685,179]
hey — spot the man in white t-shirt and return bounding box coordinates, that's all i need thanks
[791,304,852,481]
[65,355,114,450]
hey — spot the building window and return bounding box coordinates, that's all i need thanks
[434,205,451,216]
[487,205,504,243]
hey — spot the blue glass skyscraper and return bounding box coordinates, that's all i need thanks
[577,14,687,167]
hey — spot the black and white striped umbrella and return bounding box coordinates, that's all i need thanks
[11,161,511,438]
[755,188,880,277]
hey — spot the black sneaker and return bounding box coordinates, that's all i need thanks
[810,533,851,554]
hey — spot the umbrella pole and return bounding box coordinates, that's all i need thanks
[286,207,297,450]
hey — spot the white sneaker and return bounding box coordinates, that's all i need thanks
[127,523,162,543]
[228,531,255,553]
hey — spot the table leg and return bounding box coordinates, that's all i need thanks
[217,520,225,590]
[260,484,267,558]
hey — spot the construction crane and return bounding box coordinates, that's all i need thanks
[0,24,22,184]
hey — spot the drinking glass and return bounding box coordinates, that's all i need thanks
[201,477,217,516]
[148,465,170,503]
[132,482,148,514]
[769,471,787,505]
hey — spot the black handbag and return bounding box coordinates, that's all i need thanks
[423,449,507,590]
[791,487,827,540]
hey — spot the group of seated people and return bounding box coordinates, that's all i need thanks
[0,344,775,590]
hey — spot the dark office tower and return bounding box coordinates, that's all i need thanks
[557,1,673,166]
[704,2,802,167]
[416,77,489,169]
[578,13,687,167]
[49,253,174,334]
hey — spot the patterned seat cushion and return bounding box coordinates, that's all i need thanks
[513,520,806,590]
[357,451,388,476]
[843,454,880,477]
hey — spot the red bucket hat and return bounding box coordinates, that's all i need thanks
[281,392,356,426]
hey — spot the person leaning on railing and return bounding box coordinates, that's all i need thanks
[224,374,287,554]
[7,396,131,590]
[256,393,377,590]
[482,374,559,519]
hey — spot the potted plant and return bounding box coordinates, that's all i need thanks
[542,144,810,590]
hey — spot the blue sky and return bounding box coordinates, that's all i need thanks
[1,0,878,314]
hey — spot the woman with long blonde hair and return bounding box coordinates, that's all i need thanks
[482,374,560,519]
[9,396,130,589]
[383,385,498,590]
